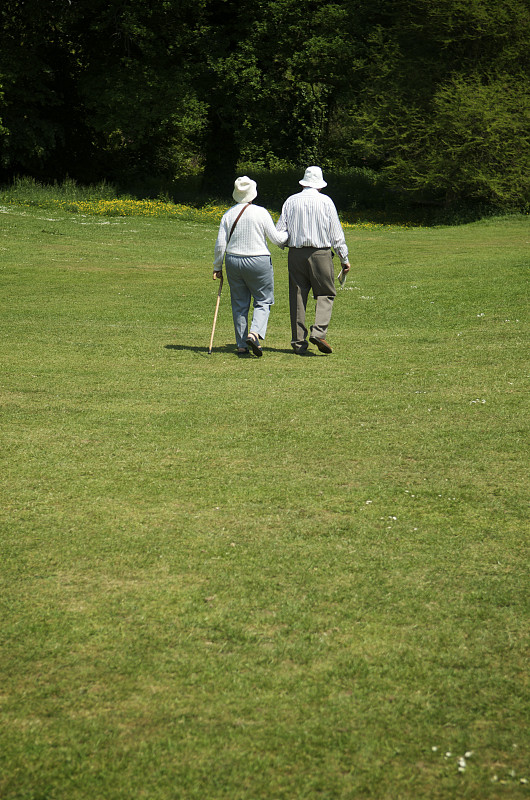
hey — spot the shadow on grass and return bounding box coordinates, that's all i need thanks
[164,344,321,357]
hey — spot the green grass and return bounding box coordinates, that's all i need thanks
[0,200,528,799]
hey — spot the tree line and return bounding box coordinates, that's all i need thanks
[1,0,528,212]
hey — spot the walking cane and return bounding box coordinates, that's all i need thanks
[208,273,223,354]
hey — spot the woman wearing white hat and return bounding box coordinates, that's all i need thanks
[213,176,288,357]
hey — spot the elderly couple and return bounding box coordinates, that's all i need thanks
[212,166,351,357]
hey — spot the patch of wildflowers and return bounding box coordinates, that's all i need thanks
[4,197,422,231]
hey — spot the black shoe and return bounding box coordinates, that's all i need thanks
[309,336,332,353]
[246,333,263,357]
[291,342,308,355]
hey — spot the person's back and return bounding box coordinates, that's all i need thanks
[278,188,345,253]
[221,204,285,258]
[212,177,287,357]
[276,167,350,354]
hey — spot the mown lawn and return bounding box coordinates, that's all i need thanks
[0,203,528,799]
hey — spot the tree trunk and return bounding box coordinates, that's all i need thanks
[200,106,240,198]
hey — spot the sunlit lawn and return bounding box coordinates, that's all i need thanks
[0,201,528,799]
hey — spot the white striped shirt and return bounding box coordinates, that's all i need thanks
[213,204,288,269]
[276,188,349,264]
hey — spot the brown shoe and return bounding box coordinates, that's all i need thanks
[309,336,332,354]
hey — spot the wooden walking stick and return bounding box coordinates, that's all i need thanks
[208,273,223,354]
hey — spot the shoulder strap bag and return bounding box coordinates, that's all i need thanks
[227,202,251,244]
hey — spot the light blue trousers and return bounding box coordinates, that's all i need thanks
[225,254,274,349]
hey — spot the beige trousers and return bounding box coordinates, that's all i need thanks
[287,247,336,349]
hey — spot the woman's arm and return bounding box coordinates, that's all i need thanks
[263,209,288,247]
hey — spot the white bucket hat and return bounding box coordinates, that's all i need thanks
[299,166,327,189]
[233,176,257,203]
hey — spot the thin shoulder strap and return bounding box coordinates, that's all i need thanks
[228,202,251,242]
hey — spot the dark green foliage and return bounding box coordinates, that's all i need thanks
[0,0,204,182]
[340,0,530,210]
[384,71,530,209]
[0,0,89,179]
[0,0,528,212]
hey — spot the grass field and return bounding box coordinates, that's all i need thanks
[0,200,528,799]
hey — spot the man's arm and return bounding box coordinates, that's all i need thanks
[327,198,350,267]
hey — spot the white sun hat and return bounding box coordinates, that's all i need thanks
[299,166,327,188]
[233,176,257,203]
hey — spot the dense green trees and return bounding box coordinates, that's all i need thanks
[0,0,202,181]
[337,0,530,208]
[1,0,528,210]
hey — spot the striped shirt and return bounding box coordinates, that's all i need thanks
[213,204,288,269]
[276,187,349,264]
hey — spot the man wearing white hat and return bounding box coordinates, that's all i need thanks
[276,166,350,354]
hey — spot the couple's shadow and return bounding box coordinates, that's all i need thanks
[164,344,320,357]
